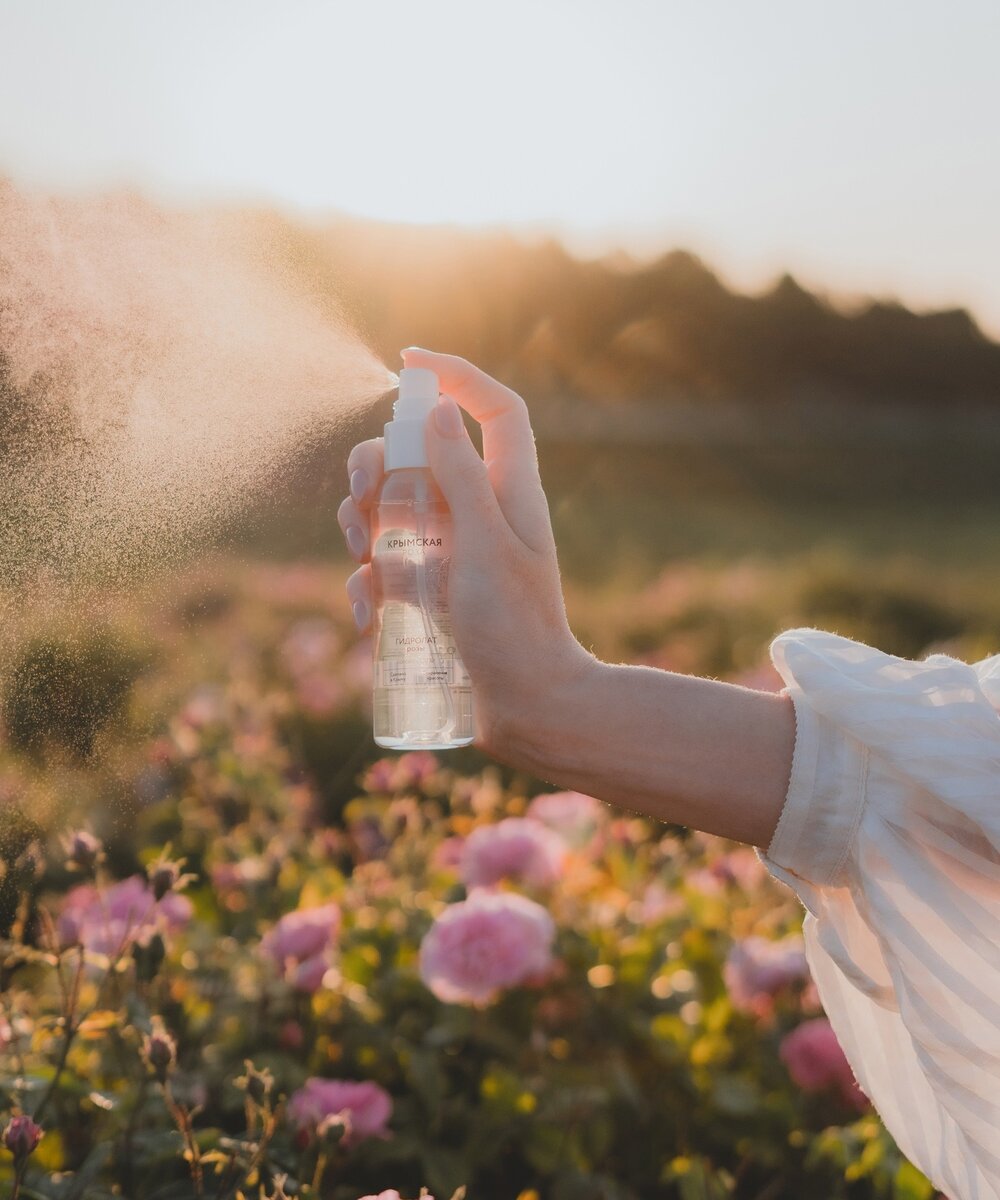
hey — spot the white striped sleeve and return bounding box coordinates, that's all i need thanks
[759,627,1000,1200]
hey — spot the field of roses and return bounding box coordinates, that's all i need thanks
[1,555,979,1200]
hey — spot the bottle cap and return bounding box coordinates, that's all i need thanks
[384,367,440,470]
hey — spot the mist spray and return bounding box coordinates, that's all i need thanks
[370,367,475,749]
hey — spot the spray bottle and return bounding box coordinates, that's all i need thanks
[370,367,475,749]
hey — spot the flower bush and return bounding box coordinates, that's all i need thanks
[58,873,193,956]
[0,561,948,1199]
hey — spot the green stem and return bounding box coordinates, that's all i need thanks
[118,1071,150,1196]
[219,1109,278,1200]
[33,948,85,1125]
[11,1159,26,1200]
[311,1150,329,1194]
[163,1082,205,1199]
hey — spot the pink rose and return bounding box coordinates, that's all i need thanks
[419,890,556,1006]
[59,875,191,956]
[288,954,331,993]
[780,1018,868,1111]
[526,791,604,846]
[393,751,439,789]
[460,818,567,889]
[363,758,398,793]
[287,1078,392,1147]
[725,936,809,1015]
[362,752,439,794]
[262,904,340,962]
[261,904,340,993]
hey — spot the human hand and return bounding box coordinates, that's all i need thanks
[338,348,597,762]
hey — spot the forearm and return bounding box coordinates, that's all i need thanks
[505,655,796,848]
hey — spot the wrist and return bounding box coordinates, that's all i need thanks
[496,644,613,782]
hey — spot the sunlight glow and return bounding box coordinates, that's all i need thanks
[1,0,999,329]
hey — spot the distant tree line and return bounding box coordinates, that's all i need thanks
[271,214,1000,407]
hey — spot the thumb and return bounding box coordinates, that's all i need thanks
[425,394,505,544]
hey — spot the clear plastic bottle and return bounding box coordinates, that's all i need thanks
[370,368,475,749]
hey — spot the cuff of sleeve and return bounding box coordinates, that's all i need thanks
[763,683,870,887]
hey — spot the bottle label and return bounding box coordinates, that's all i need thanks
[372,524,472,691]
[374,646,471,689]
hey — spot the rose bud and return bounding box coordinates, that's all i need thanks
[65,830,103,873]
[236,1060,274,1107]
[133,931,167,982]
[148,860,182,902]
[144,1028,177,1083]
[317,1111,350,1147]
[3,1115,43,1163]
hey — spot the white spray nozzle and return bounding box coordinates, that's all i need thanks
[396,367,438,414]
[384,366,440,470]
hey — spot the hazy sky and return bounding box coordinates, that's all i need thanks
[1,0,999,332]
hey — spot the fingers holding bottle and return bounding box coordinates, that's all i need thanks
[346,437,385,508]
[338,437,385,562]
[345,564,373,632]
[402,347,556,557]
[422,393,509,566]
[345,349,592,762]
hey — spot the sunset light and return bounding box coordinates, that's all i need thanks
[1,0,999,327]
[2,3,1000,1197]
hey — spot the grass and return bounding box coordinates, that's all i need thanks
[224,410,1000,667]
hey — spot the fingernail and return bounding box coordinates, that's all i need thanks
[352,598,370,631]
[434,396,464,438]
[345,525,366,558]
[349,468,369,503]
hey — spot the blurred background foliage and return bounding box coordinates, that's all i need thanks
[189,211,1000,586]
